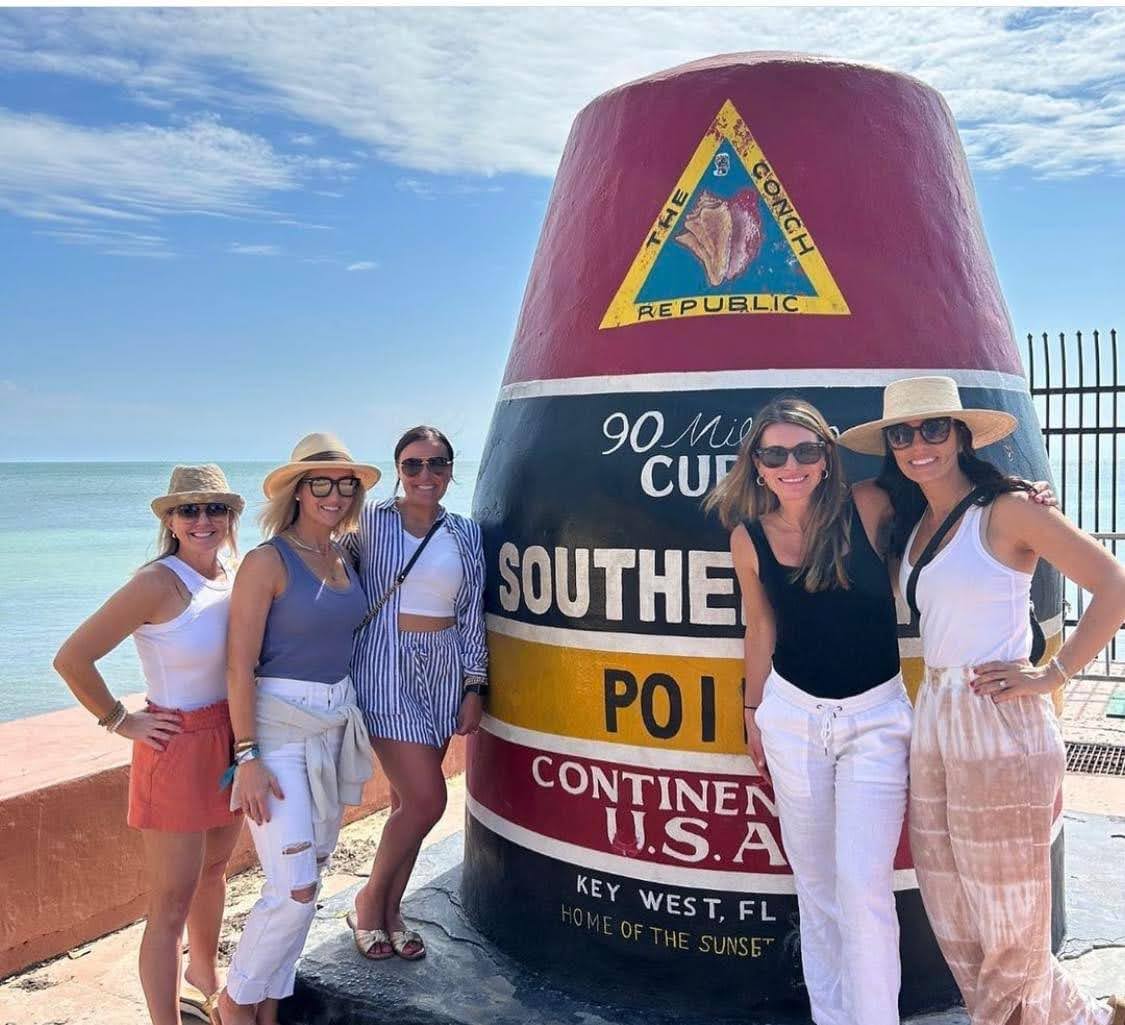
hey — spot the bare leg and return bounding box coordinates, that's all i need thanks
[183,819,243,997]
[138,830,206,1025]
[256,997,279,1025]
[354,740,447,956]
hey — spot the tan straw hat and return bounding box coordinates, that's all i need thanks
[151,464,245,518]
[262,431,380,499]
[837,376,1017,456]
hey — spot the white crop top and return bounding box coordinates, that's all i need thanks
[899,503,1033,668]
[132,555,232,710]
[398,525,463,616]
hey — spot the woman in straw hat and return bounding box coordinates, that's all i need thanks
[343,425,487,962]
[841,376,1125,1025]
[214,433,376,1025]
[54,465,245,1025]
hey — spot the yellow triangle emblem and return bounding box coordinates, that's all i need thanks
[600,99,850,330]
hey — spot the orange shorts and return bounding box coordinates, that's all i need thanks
[128,699,242,832]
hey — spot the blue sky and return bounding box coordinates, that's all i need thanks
[2,7,1123,461]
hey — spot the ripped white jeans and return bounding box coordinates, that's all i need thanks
[226,677,346,1005]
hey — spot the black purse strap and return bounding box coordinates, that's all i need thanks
[905,487,987,620]
[354,516,446,634]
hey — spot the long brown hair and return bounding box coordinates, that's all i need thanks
[703,396,852,591]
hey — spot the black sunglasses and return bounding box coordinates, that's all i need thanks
[400,456,453,477]
[884,417,953,450]
[755,441,826,469]
[173,502,230,519]
[302,475,361,498]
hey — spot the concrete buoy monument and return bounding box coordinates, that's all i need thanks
[462,53,1063,1019]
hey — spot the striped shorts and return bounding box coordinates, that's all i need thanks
[367,627,462,748]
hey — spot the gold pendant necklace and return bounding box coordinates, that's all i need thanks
[285,530,332,556]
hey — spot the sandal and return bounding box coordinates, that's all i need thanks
[201,988,223,1025]
[346,909,394,960]
[179,983,212,1022]
[1105,995,1125,1025]
[390,928,426,961]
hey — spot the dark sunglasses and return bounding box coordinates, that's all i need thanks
[400,456,453,477]
[883,417,953,450]
[173,502,230,519]
[302,475,361,498]
[755,441,826,469]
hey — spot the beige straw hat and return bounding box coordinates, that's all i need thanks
[151,464,245,518]
[838,376,1017,456]
[262,431,380,499]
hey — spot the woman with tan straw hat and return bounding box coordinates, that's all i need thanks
[54,465,246,1025]
[841,375,1125,1025]
[344,425,487,963]
[214,432,376,1025]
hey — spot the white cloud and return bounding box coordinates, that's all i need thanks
[229,242,280,256]
[1,7,1124,185]
[346,260,377,272]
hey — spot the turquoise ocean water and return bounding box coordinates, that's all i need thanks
[0,462,477,723]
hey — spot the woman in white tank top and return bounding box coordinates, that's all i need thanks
[54,465,246,1025]
[842,377,1125,1025]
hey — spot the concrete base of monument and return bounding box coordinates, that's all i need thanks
[287,814,1125,1025]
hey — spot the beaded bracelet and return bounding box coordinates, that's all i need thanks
[97,699,125,728]
[104,703,128,734]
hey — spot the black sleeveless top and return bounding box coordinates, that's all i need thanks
[745,498,900,700]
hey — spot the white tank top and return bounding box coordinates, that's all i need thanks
[132,555,232,710]
[899,503,1033,667]
[398,525,462,616]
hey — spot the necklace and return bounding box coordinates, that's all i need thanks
[284,530,333,556]
[776,510,806,533]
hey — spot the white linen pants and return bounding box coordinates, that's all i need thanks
[227,678,347,1005]
[756,670,912,1025]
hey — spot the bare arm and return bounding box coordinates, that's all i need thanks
[974,495,1125,701]
[226,545,286,821]
[731,525,775,778]
[53,567,186,749]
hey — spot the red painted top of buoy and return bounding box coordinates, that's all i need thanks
[502,53,1021,385]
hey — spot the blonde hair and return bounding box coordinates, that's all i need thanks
[258,472,366,540]
[703,396,852,591]
[143,508,240,569]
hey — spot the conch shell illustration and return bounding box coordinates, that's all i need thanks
[673,187,763,287]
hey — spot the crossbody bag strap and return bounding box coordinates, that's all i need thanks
[354,516,446,634]
[905,486,987,621]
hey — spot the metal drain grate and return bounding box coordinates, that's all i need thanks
[1065,742,1125,776]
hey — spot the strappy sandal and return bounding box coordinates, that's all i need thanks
[390,928,426,961]
[201,988,223,1025]
[1104,995,1125,1025]
[346,909,394,960]
[179,983,212,1022]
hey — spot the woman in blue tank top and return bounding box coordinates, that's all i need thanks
[214,433,377,1025]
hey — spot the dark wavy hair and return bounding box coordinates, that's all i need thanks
[876,420,1034,558]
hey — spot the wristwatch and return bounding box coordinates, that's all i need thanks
[462,676,489,697]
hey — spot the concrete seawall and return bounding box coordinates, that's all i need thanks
[0,700,466,979]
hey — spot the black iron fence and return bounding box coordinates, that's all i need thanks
[1025,329,1123,677]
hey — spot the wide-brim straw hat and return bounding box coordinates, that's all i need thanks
[151,464,245,518]
[838,375,1018,456]
[262,431,380,499]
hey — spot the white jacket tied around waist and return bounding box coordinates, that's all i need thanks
[230,676,374,820]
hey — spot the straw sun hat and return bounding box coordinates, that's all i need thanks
[838,376,1017,456]
[151,464,245,518]
[262,431,380,499]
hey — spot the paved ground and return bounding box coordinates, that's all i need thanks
[2,681,1123,1025]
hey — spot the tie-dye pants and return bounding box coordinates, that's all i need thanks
[909,665,1111,1025]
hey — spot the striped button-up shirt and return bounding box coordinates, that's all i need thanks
[343,498,488,725]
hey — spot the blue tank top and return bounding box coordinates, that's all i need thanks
[257,536,367,684]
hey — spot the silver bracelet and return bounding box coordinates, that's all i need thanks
[106,703,128,733]
[1049,655,1071,684]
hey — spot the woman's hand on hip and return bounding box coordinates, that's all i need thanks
[236,757,284,825]
[117,708,183,751]
[744,710,771,782]
[971,659,1061,703]
[456,693,483,735]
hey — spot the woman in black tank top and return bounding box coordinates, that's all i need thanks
[704,396,909,1025]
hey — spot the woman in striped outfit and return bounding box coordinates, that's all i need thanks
[344,425,488,960]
